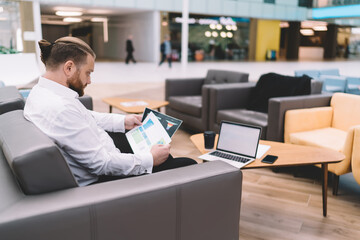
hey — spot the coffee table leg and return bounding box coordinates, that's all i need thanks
[322,163,328,217]
[109,105,112,113]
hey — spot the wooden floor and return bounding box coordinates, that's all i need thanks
[87,82,360,240]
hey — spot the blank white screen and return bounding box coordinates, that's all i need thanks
[217,123,260,158]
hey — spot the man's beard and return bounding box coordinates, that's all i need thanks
[67,71,85,97]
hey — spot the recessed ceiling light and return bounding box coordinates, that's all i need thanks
[91,17,107,22]
[300,29,315,36]
[313,26,327,31]
[63,17,82,23]
[56,11,83,17]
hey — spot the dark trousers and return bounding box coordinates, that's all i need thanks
[159,53,172,68]
[96,132,197,183]
[125,52,136,64]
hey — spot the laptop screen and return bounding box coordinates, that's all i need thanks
[216,121,261,158]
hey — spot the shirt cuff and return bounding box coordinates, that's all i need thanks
[112,114,126,132]
[138,152,153,174]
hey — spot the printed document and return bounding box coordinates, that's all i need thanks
[126,112,171,154]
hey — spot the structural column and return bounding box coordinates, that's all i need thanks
[286,21,301,60]
[323,24,337,59]
[181,0,189,68]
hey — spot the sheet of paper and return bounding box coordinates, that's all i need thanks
[126,112,171,154]
[120,101,148,107]
[256,144,271,159]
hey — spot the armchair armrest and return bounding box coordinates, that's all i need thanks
[78,95,93,110]
[351,125,360,185]
[284,106,333,143]
[267,93,332,142]
[165,78,205,100]
[0,161,242,240]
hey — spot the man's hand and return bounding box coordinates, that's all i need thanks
[151,144,170,166]
[124,114,142,130]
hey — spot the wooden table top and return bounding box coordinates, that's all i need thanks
[102,97,169,114]
[190,134,344,169]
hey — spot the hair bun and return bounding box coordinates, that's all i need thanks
[38,39,53,65]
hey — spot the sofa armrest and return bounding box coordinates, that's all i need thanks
[0,86,25,114]
[267,93,332,142]
[165,78,205,100]
[208,82,256,131]
[0,161,242,240]
[284,106,333,143]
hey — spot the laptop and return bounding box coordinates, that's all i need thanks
[199,121,261,168]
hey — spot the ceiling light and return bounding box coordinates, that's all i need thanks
[231,25,237,31]
[63,17,82,23]
[280,22,289,28]
[216,24,222,30]
[220,32,227,38]
[300,29,314,36]
[210,24,216,29]
[226,25,232,31]
[227,32,233,38]
[352,28,360,34]
[212,31,218,37]
[313,26,327,31]
[0,7,3,13]
[205,31,211,37]
[91,17,107,22]
[56,11,82,17]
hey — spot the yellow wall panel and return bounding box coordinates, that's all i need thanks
[255,20,281,61]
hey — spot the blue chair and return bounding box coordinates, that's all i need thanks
[319,69,340,76]
[320,75,347,93]
[345,77,360,95]
[294,70,320,79]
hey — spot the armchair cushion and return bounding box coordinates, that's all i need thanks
[217,109,267,138]
[204,69,249,84]
[168,96,202,117]
[247,73,311,113]
[289,127,346,152]
[331,93,360,131]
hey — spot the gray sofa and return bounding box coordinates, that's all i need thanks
[0,110,243,240]
[165,69,249,132]
[208,79,331,141]
[0,86,25,114]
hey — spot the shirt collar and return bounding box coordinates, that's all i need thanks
[38,76,79,98]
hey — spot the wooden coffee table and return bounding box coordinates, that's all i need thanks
[190,133,344,217]
[102,97,169,114]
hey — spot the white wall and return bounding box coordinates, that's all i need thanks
[92,11,160,62]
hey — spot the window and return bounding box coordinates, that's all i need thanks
[299,0,313,7]
[264,0,275,3]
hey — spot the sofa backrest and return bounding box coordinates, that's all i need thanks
[204,70,249,84]
[0,110,78,195]
[331,93,360,131]
[0,86,25,115]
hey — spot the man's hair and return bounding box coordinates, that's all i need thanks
[38,36,96,69]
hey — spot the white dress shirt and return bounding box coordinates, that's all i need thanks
[24,77,153,186]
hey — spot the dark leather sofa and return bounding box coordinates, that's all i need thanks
[208,75,330,141]
[165,69,249,132]
[0,108,243,239]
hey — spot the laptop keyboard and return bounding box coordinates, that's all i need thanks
[209,151,251,163]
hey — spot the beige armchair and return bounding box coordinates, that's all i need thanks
[284,93,360,195]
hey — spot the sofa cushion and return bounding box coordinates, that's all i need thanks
[289,127,346,152]
[168,96,202,117]
[204,70,249,84]
[217,109,268,138]
[0,110,78,195]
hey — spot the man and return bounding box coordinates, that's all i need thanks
[24,36,196,186]
[159,35,172,68]
[125,34,136,64]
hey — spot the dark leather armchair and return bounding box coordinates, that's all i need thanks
[165,69,249,132]
[0,110,243,240]
[208,73,329,141]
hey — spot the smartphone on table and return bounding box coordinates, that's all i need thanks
[261,155,278,164]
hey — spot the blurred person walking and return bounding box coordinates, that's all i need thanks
[125,34,136,64]
[159,35,172,68]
